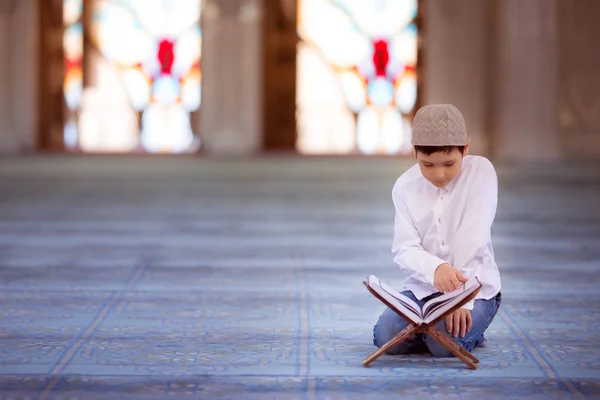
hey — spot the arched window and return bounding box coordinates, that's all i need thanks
[63,0,202,153]
[296,0,419,155]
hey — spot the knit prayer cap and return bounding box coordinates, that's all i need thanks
[412,104,467,146]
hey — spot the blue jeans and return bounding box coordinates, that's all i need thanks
[373,291,501,357]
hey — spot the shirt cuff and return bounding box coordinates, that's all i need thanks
[423,257,448,288]
[461,299,475,311]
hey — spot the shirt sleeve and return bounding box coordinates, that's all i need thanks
[391,184,448,287]
[454,159,498,310]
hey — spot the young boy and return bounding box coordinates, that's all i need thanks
[372,104,502,357]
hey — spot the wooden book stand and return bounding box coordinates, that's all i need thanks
[363,281,482,370]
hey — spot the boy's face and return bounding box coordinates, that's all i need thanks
[415,147,467,188]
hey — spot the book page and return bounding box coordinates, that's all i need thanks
[367,275,422,325]
[422,278,481,324]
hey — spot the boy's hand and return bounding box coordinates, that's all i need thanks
[446,308,472,338]
[434,263,468,292]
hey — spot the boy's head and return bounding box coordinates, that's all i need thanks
[411,104,471,188]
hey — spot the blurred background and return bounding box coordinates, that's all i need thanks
[1,1,600,399]
[0,0,597,160]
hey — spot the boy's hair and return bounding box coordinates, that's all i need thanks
[413,145,465,156]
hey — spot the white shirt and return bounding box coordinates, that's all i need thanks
[391,155,501,310]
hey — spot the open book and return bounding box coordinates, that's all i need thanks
[366,275,482,325]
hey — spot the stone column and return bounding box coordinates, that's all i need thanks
[423,0,491,156]
[492,0,560,162]
[198,0,263,155]
[0,0,37,154]
[0,0,14,152]
[10,0,38,152]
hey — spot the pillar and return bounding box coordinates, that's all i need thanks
[11,0,38,152]
[0,2,12,152]
[0,0,37,154]
[492,0,560,162]
[423,0,491,156]
[198,0,263,155]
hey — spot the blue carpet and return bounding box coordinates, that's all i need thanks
[0,156,599,399]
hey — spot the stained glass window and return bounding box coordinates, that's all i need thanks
[63,0,202,153]
[296,0,418,155]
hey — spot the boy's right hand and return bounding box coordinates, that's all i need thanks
[434,263,468,292]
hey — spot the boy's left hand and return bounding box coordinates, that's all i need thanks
[446,309,472,338]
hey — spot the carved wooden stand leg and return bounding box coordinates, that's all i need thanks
[363,325,417,367]
[428,327,480,364]
[364,325,480,370]
[427,327,479,369]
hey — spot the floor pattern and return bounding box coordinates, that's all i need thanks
[0,156,599,399]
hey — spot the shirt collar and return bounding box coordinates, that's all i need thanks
[425,170,461,193]
[445,160,467,192]
[421,158,466,193]
[444,176,459,193]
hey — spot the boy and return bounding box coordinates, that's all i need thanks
[372,104,502,357]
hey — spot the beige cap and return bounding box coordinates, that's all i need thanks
[412,104,467,146]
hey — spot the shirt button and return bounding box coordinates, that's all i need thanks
[442,240,445,245]
[438,218,441,223]
[441,196,444,200]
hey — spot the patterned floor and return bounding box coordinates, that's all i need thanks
[0,155,599,399]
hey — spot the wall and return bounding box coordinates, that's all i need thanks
[557,0,600,159]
